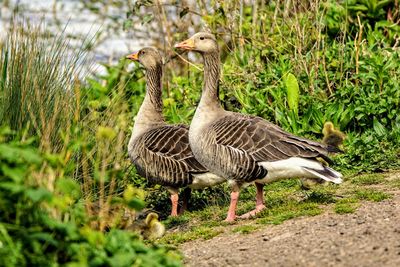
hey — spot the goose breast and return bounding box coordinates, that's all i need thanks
[129,124,207,187]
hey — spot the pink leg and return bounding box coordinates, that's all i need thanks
[239,183,266,219]
[225,191,240,222]
[170,193,179,217]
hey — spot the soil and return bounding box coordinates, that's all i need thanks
[180,172,400,267]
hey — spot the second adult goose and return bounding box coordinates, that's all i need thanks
[175,33,343,221]
[126,47,224,216]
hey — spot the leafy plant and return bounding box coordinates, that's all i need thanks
[0,129,182,266]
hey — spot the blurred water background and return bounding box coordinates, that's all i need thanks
[0,0,147,73]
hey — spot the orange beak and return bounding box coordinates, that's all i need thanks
[126,51,139,61]
[174,38,195,50]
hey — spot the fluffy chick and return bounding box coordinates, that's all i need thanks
[141,212,165,240]
[301,122,346,190]
[322,121,346,150]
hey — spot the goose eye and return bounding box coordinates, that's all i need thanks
[141,51,146,55]
[199,36,205,40]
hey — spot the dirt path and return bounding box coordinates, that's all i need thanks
[181,174,400,267]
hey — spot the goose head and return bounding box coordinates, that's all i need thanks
[175,32,219,54]
[126,47,162,69]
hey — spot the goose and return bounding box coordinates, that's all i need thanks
[322,121,346,150]
[124,212,165,240]
[301,121,346,188]
[175,33,343,221]
[126,47,225,217]
[138,212,166,240]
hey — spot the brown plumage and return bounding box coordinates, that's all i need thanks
[126,47,224,217]
[175,33,342,221]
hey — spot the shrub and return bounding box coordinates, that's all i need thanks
[0,128,181,266]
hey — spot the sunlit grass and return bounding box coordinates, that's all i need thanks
[350,173,385,185]
[0,22,89,151]
[334,198,360,214]
[354,189,391,202]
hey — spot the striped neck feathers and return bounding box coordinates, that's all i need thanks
[200,52,222,111]
[135,64,165,127]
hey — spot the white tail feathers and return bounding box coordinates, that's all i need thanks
[257,157,343,184]
[303,166,343,184]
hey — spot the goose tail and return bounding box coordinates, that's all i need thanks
[303,165,343,184]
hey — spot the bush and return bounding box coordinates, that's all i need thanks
[0,22,182,266]
[0,128,181,266]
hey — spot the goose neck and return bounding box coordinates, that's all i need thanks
[199,52,222,110]
[134,65,164,127]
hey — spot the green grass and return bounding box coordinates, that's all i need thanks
[232,225,260,234]
[334,198,360,214]
[354,189,391,202]
[257,202,322,225]
[389,179,400,189]
[159,226,223,245]
[0,23,89,150]
[350,173,385,185]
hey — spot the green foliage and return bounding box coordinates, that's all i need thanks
[284,73,300,115]
[197,0,400,172]
[1,0,399,257]
[0,23,87,150]
[324,0,400,43]
[0,130,181,266]
[0,22,182,266]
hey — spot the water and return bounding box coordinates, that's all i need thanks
[0,0,145,73]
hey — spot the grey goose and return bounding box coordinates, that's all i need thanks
[126,47,224,216]
[175,33,342,221]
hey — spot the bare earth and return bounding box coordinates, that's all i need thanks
[181,173,400,267]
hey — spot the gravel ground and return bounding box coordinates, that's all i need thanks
[181,173,400,267]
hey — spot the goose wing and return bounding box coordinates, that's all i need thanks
[213,114,330,161]
[206,114,332,182]
[130,124,207,187]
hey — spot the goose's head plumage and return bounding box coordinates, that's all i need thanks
[126,47,163,69]
[175,32,218,54]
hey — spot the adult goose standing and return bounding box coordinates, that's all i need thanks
[175,33,343,221]
[126,47,225,216]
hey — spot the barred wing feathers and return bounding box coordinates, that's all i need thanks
[130,124,207,187]
[206,114,333,182]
